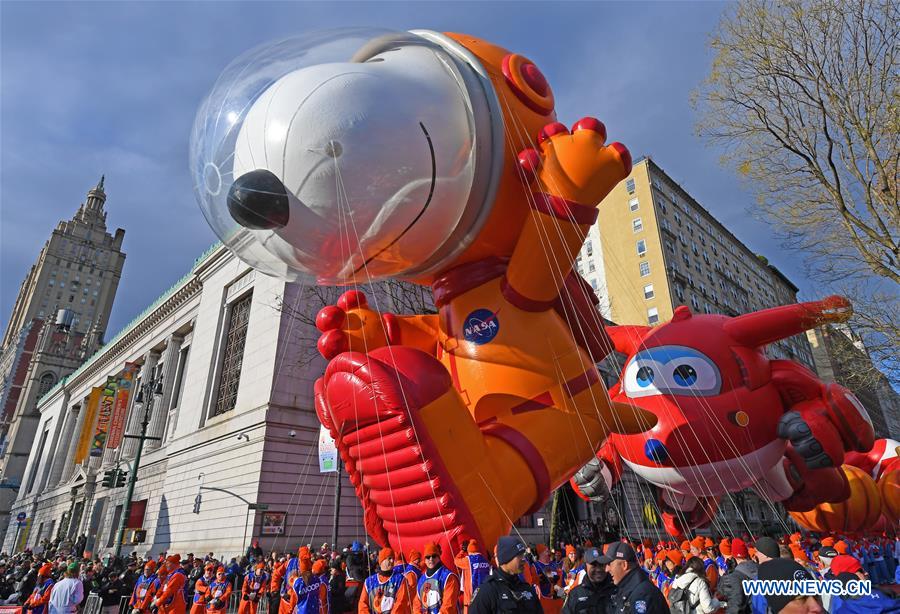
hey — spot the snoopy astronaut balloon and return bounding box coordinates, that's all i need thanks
[192,28,653,559]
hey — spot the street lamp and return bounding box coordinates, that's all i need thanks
[113,372,163,557]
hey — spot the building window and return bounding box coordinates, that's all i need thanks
[588,261,595,273]
[639,261,651,277]
[38,372,57,397]
[644,284,655,299]
[648,307,659,325]
[636,239,647,256]
[632,218,643,233]
[212,292,253,417]
[585,240,593,257]
[25,428,50,494]
[625,178,635,194]
[590,279,599,291]
[629,197,640,211]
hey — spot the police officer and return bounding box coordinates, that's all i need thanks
[603,543,669,614]
[469,536,542,614]
[562,547,615,614]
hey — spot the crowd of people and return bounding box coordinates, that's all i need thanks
[1,533,897,614]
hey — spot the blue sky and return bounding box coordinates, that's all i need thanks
[1,1,807,339]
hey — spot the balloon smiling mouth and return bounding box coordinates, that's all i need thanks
[351,121,437,275]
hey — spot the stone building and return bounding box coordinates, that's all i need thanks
[3,245,365,556]
[0,178,124,539]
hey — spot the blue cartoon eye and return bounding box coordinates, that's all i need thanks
[636,366,655,388]
[672,364,697,386]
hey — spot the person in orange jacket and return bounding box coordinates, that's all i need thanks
[413,542,460,614]
[454,540,490,614]
[191,564,216,614]
[154,555,188,614]
[359,548,410,614]
[239,563,268,614]
[206,567,232,614]
[130,561,161,614]
[269,557,286,611]
[23,563,54,614]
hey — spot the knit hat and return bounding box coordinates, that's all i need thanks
[655,550,667,563]
[834,540,849,554]
[755,537,780,559]
[205,562,215,571]
[690,537,705,551]
[167,554,181,565]
[39,563,52,576]
[680,540,690,551]
[830,555,862,575]
[312,560,327,575]
[467,540,479,554]
[407,549,421,563]
[298,557,312,573]
[758,559,815,613]
[496,536,526,565]
[145,561,158,572]
[298,546,311,557]
[719,540,732,556]
[256,563,265,570]
[565,545,576,555]
[821,537,835,547]
[67,562,79,574]
[423,542,441,557]
[666,550,684,566]
[378,548,394,564]
[731,539,749,559]
[703,537,714,549]
[216,566,225,574]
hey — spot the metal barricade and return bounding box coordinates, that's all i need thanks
[117,595,130,614]
[224,592,270,614]
[83,593,104,614]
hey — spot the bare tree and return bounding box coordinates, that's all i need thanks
[275,280,436,368]
[695,0,899,384]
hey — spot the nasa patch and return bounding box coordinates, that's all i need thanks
[463,309,500,345]
[635,600,647,614]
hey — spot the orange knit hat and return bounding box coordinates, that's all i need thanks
[655,550,667,563]
[666,550,684,566]
[312,560,327,575]
[298,557,312,573]
[680,540,690,551]
[821,537,835,547]
[835,541,849,554]
[167,554,181,565]
[423,542,440,557]
[690,537,705,550]
[378,548,394,563]
[39,563,53,576]
[719,540,732,556]
[565,545,576,555]
[145,561,158,572]
[408,549,421,563]
[704,538,714,549]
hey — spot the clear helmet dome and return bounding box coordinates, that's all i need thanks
[190,28,503,284]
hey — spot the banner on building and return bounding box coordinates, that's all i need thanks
[318,425,337,473]
[89,377,118,457]
[107,363,137,450]
[74,387,104,465]
[261,512,286,535]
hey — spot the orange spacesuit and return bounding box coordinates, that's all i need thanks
[313,33,653,564]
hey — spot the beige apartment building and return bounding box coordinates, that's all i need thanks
[576,156,815,369]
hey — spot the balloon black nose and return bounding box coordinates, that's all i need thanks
[227,169,290,230]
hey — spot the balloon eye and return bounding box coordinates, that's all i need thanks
[673,365,697,386]
[636,366,655,388]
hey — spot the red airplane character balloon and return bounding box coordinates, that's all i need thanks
[571,296,876,538]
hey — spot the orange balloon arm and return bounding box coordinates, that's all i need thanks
[387,313,441,355]
[503,201,592,309]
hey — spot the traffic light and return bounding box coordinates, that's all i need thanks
[115,470,127,487]
[101,469,116,488]
[192,494,202,514]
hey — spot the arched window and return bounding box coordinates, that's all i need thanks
[38,372,57,397]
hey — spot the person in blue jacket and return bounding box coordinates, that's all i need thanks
[831,572,900,614]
